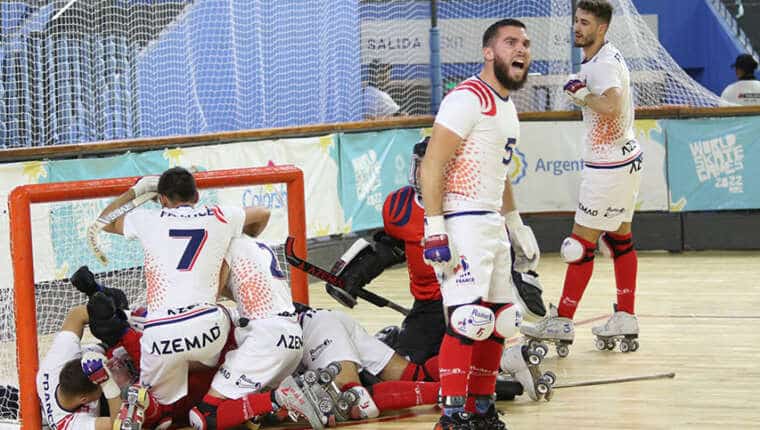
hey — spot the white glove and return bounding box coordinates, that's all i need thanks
[81,350,121,399]
[563,74,591,107]
[422,215,459,273]
[504,211,540,272]
[130,175,159,197]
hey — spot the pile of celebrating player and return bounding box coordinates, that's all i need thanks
[33,1,643,429]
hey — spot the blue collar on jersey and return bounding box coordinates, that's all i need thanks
[475,75,510,102]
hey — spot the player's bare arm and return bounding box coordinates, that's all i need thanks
[500,177,518,215]
[420,125,461,216]
[59,304,89,339]
[242,206,270,237]
[585,86,622,117]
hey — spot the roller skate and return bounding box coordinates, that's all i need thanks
[592,304,639,353]
[519,303,574,358]
[472,404,507,430]
[434,408,479,430]
[113,384,149,430]
[307,362,358,421]
[500,343,556,401]
[275,375,329,429]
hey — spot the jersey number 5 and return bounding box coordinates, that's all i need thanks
[502,138,517,165]
[169,229,208,271]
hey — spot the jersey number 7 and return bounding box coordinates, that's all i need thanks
[169,229,208,271]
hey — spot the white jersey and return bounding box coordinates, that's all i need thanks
[434,76,520,213]
[578,42,639,167]
[36,332,99,430]
[226,237,295,320]
[721,79,760,105]
[124,205,245,311]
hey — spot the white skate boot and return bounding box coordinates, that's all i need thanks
[592,304,639,353]
[520,303,574,358]
[500,343,556,401]
[275,375,328,429]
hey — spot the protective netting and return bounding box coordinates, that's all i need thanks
[1,0,724,150]
[361,0,721,113]
[2,184,295,424]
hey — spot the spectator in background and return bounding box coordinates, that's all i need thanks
[363,60,401,119]
[721,54,760,105]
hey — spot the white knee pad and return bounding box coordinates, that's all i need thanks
[560,236,585,263]
[450,305,495,341]
[494,303,521,338]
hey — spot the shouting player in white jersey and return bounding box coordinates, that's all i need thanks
[188,235,326,430]
[521,0,642,356]
[420,19,538,430]
[98,167,269,409]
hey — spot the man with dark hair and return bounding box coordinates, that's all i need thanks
[522,0,643,357]
[35,304,124,430]
[94,166,322,426]
[721,53,760,105]
[419,18,537,430]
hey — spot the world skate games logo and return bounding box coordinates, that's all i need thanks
[689,133,744,194]
[453,255,475,285]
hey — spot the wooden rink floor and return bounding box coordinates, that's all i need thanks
[271,251,760,430]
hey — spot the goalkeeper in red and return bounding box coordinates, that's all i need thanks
[521,0,642,356]
[421,19,538,430]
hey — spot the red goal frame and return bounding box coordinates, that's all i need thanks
[8,166,308,429]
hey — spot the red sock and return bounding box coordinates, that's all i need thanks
[467,336,504,397]
[438,334,473,397]
[465,396,477,413]
[606,232,638,314]
[369,381,440,411]
[143,390,167,423]
[400,355,440,381]
[210,392,273,430]
[557,234,596,319]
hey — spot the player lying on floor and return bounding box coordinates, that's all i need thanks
[323,138,554,402]
[35,301,125,430]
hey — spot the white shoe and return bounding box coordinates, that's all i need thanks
[275,376,326,429]
[520,303,575,342]
[592,304,640,353]
[500,343,555,401]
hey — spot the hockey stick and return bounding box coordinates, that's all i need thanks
[87,191,157,265]
[284,236,411,316]
[553,372,675,389]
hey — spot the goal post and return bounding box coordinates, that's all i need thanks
[8,165,307,429]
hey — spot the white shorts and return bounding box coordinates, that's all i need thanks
[212,315,303,399]
[439,211,515,307]
[575,157,642,232]
[140,304,231,404]
[300,309,395,376]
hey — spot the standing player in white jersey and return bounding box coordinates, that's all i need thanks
[521,0,642,356]
[188,234,326,430]
[420,19,538,430]
[97,167,269,410]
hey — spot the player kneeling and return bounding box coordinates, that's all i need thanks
[189,235,327,430]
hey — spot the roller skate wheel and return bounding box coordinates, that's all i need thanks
[527,352,541,366]
[595,338,606,351]
[318,369,334,385]
[326,362,342,376]
[543,371,557,386]
[536,382,549,395]
[302,370,318,385]
[620,340,630,353]
[336,398,350,413]
[630,339,639,352]
[556,344,570,358]
[606,340,616,350]
[340,390,359,405]
[534,343,549,357]
[317,396,334,414]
